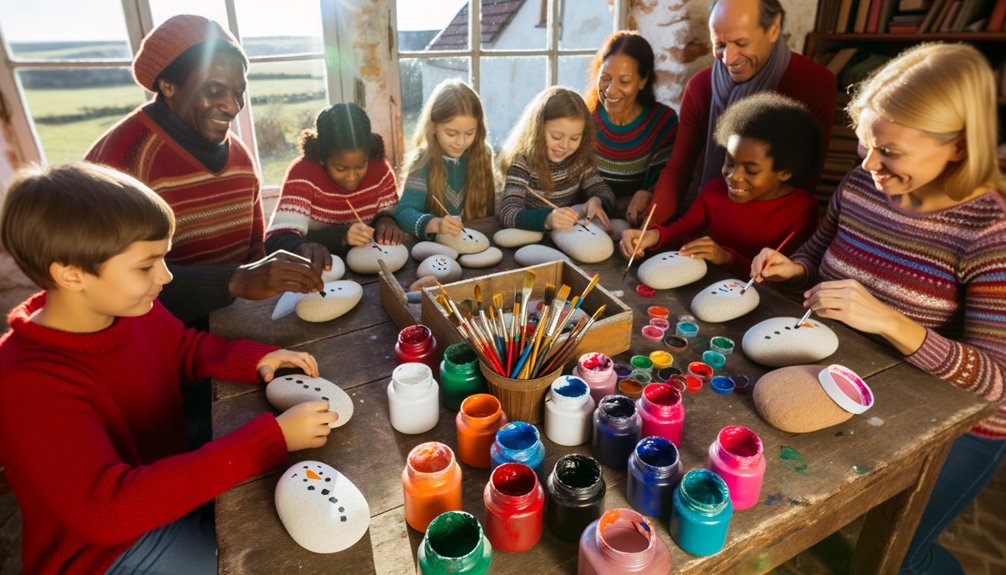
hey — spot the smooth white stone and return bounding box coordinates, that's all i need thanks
[459,246,503,268]
[266,374,354,428]
[416,255,463,283]
[345,243,408,274]
[435,228,490,255]
[493,228,545,248]
[550,221,614,263]
[321,257,345,282]
[636,251,708,289]
[607,219,631,242]
[271,258,347,320]
[690,279,761,323]
[275,460,370,553]
[295,280,363,323]
[742,317,840,367]
[514,245,571,266]
[410,241,458,262]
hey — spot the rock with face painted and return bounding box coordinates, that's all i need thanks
[411,241,458,262]
[607,218,631,242]
[742,317,840,367]
[550,221,614,263]
[294,280,363,323]
[459,246,503,268]
[636,251,708,290]
[266,374,354,428]
[690,279,760,323]
[493,228,545,248]
[416,255,463,283]
[275,460,370,553]
[435,227,490,255]
[271,258,348,320]
[346,243,408,274]
[514,244,571,267]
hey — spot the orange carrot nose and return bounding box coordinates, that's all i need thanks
[306,469,321,480]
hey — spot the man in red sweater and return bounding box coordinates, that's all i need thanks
[0,163,338,574]
[647,0,836,225]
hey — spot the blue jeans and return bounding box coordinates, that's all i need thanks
[105,505,216,575]
[899,433,1006,575]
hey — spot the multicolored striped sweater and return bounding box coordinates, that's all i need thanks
[497,154,615,231]
[594,103,678,198]
[791,167,1006,438]
[395,156,467,241]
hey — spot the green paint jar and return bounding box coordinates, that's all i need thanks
[418,511,493,575]
[440,343,486,411]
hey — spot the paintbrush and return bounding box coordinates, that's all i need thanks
[492,293,507,358]
[429,195,475,241]
[460,299,505,373]
[445,312,503,374]
[518,270,537,356]
[622,203,657,282]
[512,284,553,379]
[741,229,797,294]
[508,285,521,376]
[525,283,556,378]
[473,284,494,347]
[343,198,381,250]
[532,284,571,373]
[539,304,607,375]
[524,187,593,232]
[794,307,813,329]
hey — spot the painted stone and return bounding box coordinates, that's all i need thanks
[295,281,364,323]
[459,246,503,268]
[435,228,490,255]
[271,258,348,320]
[550,221,614,263]
[493,228,544,248]
[690,279,760,323]
[607,218,631,242]
[321,257,346,282]
[754,365,853,433]
[266,374,354,428]
[514,244,571,267]
[411,241,458,262]
[416,255,463,283]
[345,243,408,274]
[742,317,839,367]
[636,251,708,290]
[275,460,370,553]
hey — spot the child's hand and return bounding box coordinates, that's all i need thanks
[294,242,332,274]
[625,190,652,226]
[750,248,805,284]
[374,217,404,245]
[436,215,464,236]
[257,350,320,382]
[583,197,610,231]
[619,228,659,259]
[346,222,376,247]
[680,236,731,266]
[546,207,579,230]
[276,400,339,451]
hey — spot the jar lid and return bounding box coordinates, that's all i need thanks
[710,375,735,394]
[818,365,874,414]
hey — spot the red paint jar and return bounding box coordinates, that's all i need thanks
[638,383,685,447]
[396,324,440,377]
[483,462,545,552]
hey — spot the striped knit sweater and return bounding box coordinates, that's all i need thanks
[594,103,678,198]
[395,156,467,240]
[791,167,1006,438]
[497,154,615,231]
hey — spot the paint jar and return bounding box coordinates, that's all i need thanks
[684,375,703,393]
[592,395,642,468]
[641,325,664,343]
[573,352,618,405]
[456,394,507,469]
[630,355,653,374]
[387,363,440,435]
[402,442,463,532]
[490,421,546,480]
[417,510,492,575]
[707,425,766,511]
[657,366,681,382]
[439,343,486,411]
[647,305,670,320]
[709,336,735,356]
[637,382,685,447]
[667,374,688,393]
[483,462,544,553]
[626,436,684,518]
[544,375,595,446]
[618,378,644,400]
[669,469,733,556]
[675,321,699,339]
[648,317,670,332]
[731,374,753,394]
[614,363,633,382]
[545,454,606,542]
[711,375,735,395]
[629,370,652,385]
[578,508,672,574]
[396,324,440,377]
[648,350,673,370]
[688,361,713,383]
[663,334,688,353]
[702,350,726,370]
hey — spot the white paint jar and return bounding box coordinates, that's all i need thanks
[544,375,595,446]
[387,362,440,434]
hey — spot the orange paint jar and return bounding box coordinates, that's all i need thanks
[402,442,463,532]
[456,393,508,468]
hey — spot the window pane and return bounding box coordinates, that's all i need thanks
[247,60,328,186]
[559,0,613,50]
[149,0,229,29]
[17,67,146,163]
[481,0,545,50]
[399,58,470,145]
[235,0,323,56]
[479,56,545,149]
[398,0,467,52]
[558,55,592,94]
[0,0,131,60]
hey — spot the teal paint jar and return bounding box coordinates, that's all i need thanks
[669,469,732,556]
[417,511,493,575]
[439,343,486,410]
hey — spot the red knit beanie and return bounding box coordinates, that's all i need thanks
[132,14,239,92]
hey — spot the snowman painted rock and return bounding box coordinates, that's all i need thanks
[435,228,490,255]
[459,246,503,269]
[271,258,348,320]
[493,228,545,248]
[550,221,614,264]
[742,317,839,367]
[275,461,370,553]
[295,281,364,323]
[690,279,760,323]
[411,241,458,262]
[346,243,408,274]
[636,251,708,289]
[515,244,571,266]
[416,255,463,283]
[266,374,354,428]
[607,219,631,242]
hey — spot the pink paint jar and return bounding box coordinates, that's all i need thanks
[574,352,618,404]
[707,425,766,510]
[637,383,685,447]
[648,317,670,332]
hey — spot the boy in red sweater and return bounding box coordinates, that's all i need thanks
[620,92,821,277]
[0,163,338,574]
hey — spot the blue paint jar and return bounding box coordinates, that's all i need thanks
[626,436,684,517]
[591,395,642,469]
[490,421,545,480]
[669,469,733,556]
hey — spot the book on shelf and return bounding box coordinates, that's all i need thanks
[899,0,932,9]
[827,48,860,75]
[940,1,963,31]
[854,0,874,30]
[988,0,1006,30]
[919,0,950,30]
[879,0,902,31]
[867,0,885,31]
[837,0,857,32]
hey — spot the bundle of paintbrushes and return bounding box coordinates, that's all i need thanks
[432,271,606,380]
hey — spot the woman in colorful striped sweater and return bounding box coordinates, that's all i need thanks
[752,44,1006,575]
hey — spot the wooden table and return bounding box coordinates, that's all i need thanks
[211,218,992,574]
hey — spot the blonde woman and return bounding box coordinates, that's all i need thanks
[751,43,1006,575]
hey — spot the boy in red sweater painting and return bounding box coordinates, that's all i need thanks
[0,162,338,574]
[620,92,821,277]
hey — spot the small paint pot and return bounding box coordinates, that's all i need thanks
[663,334,688,353]
[618,378,645,400]
[731,374,752,394]
[677,314,696,324]
[648,350,674,370]
[647,306,670,320]
[709,336,735,356]
[630,355,654,374]
[676,321,699,339]
[710,376,735,395]
[630,370,652,385]
[649,317,671,332]
[657,366,682,382]
[667,374,688,393]
[688,362,713,382]
[636,284,655,298]
[613,363,633,382]
[642,325,664,342]
[684,374,703,393]
[702,350,726,370]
